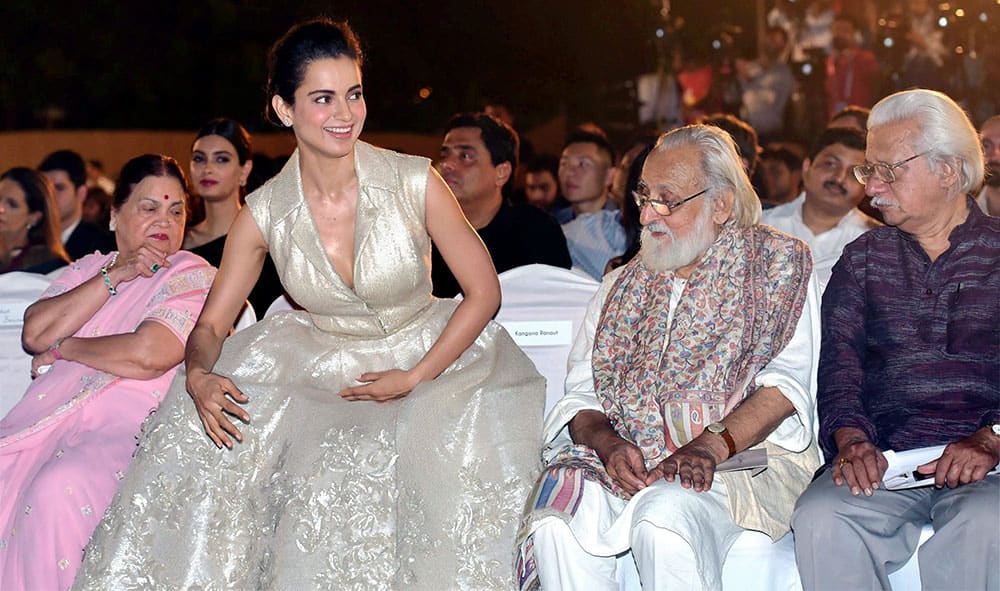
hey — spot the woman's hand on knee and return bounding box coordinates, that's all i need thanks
[186,368,249,449]
[338,368,420,402]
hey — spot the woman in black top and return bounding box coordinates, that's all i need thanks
[184,118,284,315]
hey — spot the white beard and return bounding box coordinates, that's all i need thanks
[639,203,718,273]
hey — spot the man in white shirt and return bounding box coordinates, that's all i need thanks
[516,125,822,591]
[762,127,878,289]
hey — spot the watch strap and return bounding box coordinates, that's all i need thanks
[718,428,737,460]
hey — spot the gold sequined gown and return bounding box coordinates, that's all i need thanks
[74,143,545,590]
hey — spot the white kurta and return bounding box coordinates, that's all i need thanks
[534,266,823,588]
[761,193,878,290]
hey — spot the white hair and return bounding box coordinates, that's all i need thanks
[869,89,984,194]
[652,124,761,227]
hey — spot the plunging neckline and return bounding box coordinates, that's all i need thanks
[295,150,364,293]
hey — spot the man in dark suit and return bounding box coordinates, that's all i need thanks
[39,150,116,261]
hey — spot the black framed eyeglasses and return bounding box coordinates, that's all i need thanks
[632,182,708,215]
[853,151,929,185]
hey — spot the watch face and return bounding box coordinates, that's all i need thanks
[706,422,724,434]
[991,424,1000,437]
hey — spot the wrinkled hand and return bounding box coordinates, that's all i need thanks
[112,245,171,284]
[339,369,419,402]
[832,428,887,496]
[593,436,649,498]
[186,368,249,449]
[30,349,58,378]
[647,436,726,493]
[917,429,1000,488]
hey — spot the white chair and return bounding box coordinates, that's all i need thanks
[493,264,600,415]
[0,272,55,420]
[232,300,257,333]
[886,524,934,590]
[616,517,933,591]
[264,294,298,317]
[616,529,802,591]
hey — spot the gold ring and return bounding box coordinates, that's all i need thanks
[838,457,849,467]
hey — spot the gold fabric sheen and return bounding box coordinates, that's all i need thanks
[75,142,545,590]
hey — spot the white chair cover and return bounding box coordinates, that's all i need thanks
[0,272,55,420]
[616,508,933,591]
[264,294,296,317]
[232,300,257,333]
[493,264,600,416]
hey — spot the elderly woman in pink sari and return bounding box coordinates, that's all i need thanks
[0,154,215,590]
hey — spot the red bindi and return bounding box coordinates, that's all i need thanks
[163,194,170,200]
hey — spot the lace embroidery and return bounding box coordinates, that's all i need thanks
[294,426,400,589]
[451,461,528,589]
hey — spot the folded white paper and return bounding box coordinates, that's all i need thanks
[717,448,768,476]
[882,444,1000,490]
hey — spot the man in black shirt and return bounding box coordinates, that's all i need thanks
[432,113,571,297]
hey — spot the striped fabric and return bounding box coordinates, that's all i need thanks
[530,465,587,515]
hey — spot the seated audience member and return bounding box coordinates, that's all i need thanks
[558,128,627,279]
[979,114,1000,216]
[758,142,804,208]
[432,112,571,297]
[610,132,660,209]
[38,150,116,261]
[0,168,70,273]
[184,118,284,314]
[524,154,565,214]
[0,154,215,590]
[793,89,999,590]
[827,105,882,221]
[517,124,822,590]
[82,186,112,230]
[85,159,115,195]
[828,104,870,132]
[701,113,760,177]
[762,128,878,289]
[606,143,653,271]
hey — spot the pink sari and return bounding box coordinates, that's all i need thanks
[0,250,214,590]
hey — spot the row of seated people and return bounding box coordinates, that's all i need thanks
[0,18,996,589]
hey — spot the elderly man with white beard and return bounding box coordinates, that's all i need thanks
[515,124,824,591]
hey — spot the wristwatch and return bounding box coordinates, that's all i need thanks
[706,422,737,460]
[989,424,1000,438]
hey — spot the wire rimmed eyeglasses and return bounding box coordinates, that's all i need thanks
[852,151,929,185]
[632,182,708,215]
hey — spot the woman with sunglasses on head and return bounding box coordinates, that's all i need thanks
[76,17,543,590]
[184,118,284,316]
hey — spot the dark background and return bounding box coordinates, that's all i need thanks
[0,0,756,133]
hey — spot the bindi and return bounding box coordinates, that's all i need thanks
[163,194,170,200]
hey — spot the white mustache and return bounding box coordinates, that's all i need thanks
[643,222,675,238]
[870,196,894,208]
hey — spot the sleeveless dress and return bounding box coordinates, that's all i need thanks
[74,142,545,590]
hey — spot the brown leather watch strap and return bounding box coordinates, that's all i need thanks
[718,429,737,459]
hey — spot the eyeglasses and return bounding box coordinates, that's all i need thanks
[632,182,708,215]
[852,152,929,185]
